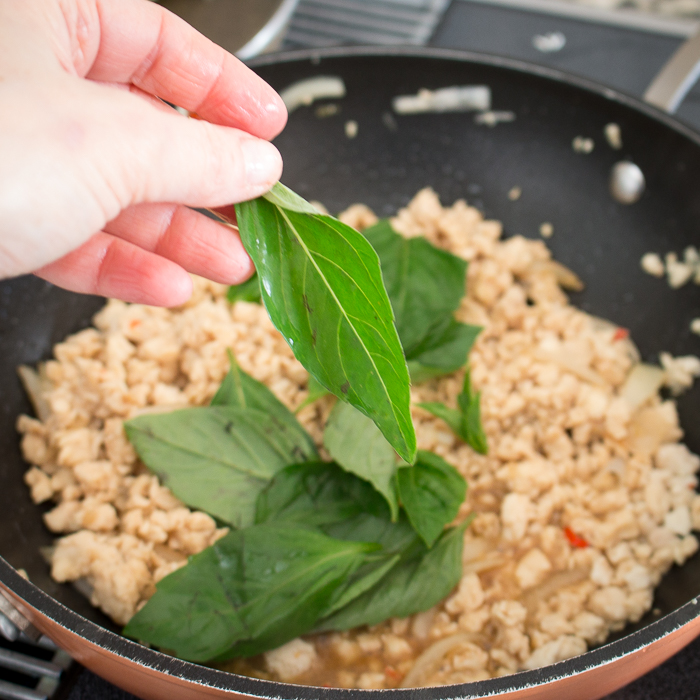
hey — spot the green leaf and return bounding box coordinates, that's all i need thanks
[323,553,400,617]
[262,183,321,214]
[226,272,262,304]
[396,451,466,547]
[322,511,419,618]
[417,402,463,435]
[407,318,482,383]
[256,461,389,528]
[417,370,488,455]
[235,183,416,463]
[316,522,467,632]
[124,405,318,528]
[362,219,467,355]
[323,400,399,519]
[256,462,420,619]
[211,354,318,452]
[123,524,374,661]
[295,374,330,413]
[458,370,488,455]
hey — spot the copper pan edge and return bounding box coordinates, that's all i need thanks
[2,578,700,700]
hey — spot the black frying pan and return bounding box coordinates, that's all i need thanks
[2,46,700,700]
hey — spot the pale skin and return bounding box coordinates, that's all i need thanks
[0,0,287,306]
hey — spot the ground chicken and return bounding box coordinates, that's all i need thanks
[18,188,700,689]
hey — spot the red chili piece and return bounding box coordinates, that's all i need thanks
[384,666,401,681]
[564,526,589,548]
[612,327,629,342]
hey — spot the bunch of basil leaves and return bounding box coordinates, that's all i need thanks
[123,360,468,662]
[122,186,487,662]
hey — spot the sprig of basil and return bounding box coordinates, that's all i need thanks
[124,456,468,661]
[121,194,489,662]
[235,183,416,463]
[418,369,488,454]
[362,219,482,382]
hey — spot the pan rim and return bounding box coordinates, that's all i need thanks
[246,44,700,148]
[3,44,700,699]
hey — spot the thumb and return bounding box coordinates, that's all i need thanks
[84,81,284,211]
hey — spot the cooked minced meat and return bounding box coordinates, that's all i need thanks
[19,188,700,688]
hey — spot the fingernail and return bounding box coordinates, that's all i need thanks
[241,138,282,188]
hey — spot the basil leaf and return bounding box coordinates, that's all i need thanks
[256,462,416,553]
[295,374,330,413]
[417,370,488,455]
[256,461,389,527]
[227,272,262,304]
[322,510,419,617]
[316,522,467,632]
[407,318,482,383]
[458,370,488,455]
[263,184,321,214]
[417,402,463,435]
[125,406,317,528]
[257,462,420,619]
[323,553,401,617]
[362,219,467,355]
[321,512,418,618]
[123,524,374,662]
[396,451,466,547]
[235,182,416,463]
[323,400,399,519]
[211,355,318,464]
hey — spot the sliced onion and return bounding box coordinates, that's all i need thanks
[72,577,94,601]
[522,567,590,613]
[280,76,345,113]
[393,86,491,115]
[39,545,55,564]
[534,347,605,386]
[526,260,584,291]
[462,538,506,573]
[588,316,617,334]
[17,365,52,422]
[400,633,476,688]
[620,363,665,412]
[463,554,506,574]
[628,402,681,456]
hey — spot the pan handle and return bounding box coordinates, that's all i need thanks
[644,30,700,113]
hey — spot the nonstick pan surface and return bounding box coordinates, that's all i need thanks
[2,47,700,700]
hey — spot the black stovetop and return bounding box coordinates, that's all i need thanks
[433,0,700,127]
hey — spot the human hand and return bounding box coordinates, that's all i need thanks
[0,0,287,306]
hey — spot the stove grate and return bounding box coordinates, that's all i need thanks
[0,614,72,700]
[283,0,450,48]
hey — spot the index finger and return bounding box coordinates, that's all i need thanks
[87,0,287,140]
